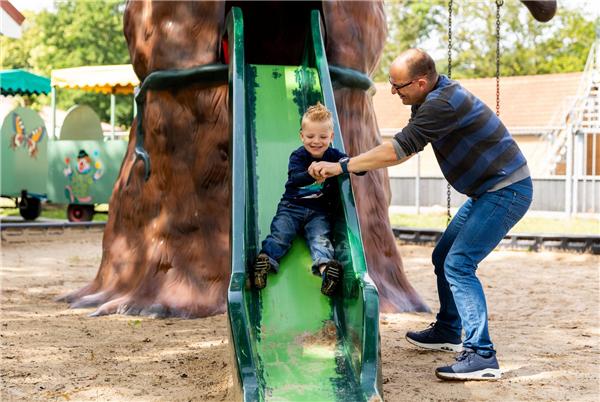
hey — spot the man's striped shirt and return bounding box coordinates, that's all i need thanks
[392,74,529,198]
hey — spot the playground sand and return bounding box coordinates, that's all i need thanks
[1,233,599,401]
[292,321,338,352]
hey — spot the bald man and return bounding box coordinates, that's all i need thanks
[310,49,533,381]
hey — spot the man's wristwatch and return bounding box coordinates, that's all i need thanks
[339,157,350,174]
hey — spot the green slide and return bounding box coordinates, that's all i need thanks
[227,8,382,401]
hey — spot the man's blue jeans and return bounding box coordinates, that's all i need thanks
[432,177,533,356]
[260,200,333,275]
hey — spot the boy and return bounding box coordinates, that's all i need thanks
[251,102,365,296]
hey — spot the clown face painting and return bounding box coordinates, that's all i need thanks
[63,149,103,203]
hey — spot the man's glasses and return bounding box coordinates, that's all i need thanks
[388,74,427,91]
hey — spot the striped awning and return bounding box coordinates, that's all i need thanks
[51,65,140,95]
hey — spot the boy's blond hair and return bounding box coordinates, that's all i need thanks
[302,102,333,131]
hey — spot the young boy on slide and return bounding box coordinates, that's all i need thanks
[250,102,365,296]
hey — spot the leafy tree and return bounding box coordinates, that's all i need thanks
[523,5,598,75]
[1,10,39,71]
[374,0,446,81]
[1,1,133,129]
[376,0,598,80]
[445,1,598,78]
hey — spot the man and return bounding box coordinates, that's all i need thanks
[309,48,533,381]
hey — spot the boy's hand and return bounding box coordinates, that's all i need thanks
[309,161,342,178]
[308,162,326,183]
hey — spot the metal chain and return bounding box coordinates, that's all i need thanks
[447,0,452,80]
[446,0,453,227]
[496,0,503,117]
[446,183,452,227]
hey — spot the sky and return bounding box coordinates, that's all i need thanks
[10,0,600,17]
[12,0,52,13]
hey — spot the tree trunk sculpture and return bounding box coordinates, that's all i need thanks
[57,0,556,318]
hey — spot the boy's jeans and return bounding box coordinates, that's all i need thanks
[432,177,533,356]
[260,200,333,275]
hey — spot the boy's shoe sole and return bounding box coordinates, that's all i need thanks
[405,334,463,353]
[321,260,342,296]
[435,368,501,381]
[252,254,270,290]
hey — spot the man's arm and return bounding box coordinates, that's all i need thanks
[310,141,413,178]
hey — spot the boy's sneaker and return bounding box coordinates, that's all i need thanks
[405,323,462,353]
[321,260,342,296]
[251,254,271,290]
[435,348,501,380]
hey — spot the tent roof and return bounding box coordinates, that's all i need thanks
[51,65,140,95]
[0,69,51,96]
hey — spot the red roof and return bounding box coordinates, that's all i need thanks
[373,72,584,133]
[0,0,25,25]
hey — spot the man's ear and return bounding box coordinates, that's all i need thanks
[330,131,335,140]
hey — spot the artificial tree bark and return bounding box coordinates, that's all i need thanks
[57,0,556,318]
[57,1,232,318]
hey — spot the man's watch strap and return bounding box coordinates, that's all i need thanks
[339,157,350,174]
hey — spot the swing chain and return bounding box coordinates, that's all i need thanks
[496,0,503,116]
[446,0,453,227]
[447,0,453,79]
[446,183,452,226]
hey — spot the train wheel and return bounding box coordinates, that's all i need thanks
[19,197,42,220]
[67,204,94,222]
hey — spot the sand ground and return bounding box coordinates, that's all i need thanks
[1,232,598,401]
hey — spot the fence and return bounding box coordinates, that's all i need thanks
[389,176,600,215]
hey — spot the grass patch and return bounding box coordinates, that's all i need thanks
[510,217,599,235]
[389,214,599,235]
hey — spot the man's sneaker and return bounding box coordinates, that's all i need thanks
[405,323,462,353]
[321,260,342,296]
[251,254,271,290]
[435,348,501,380]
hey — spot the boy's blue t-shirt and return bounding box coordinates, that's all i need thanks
[281,146,350,214]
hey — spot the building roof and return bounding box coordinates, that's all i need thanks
[0,0,25,25]
[373,72,584,135]
[0,0,25,38]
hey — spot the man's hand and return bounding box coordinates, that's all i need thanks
[93,170,104,181]
[309,161,343,179]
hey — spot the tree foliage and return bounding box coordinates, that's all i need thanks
[374,1,446,81]
[375,0,599,81]
[1,1,133,128]
[3,0,597,109]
